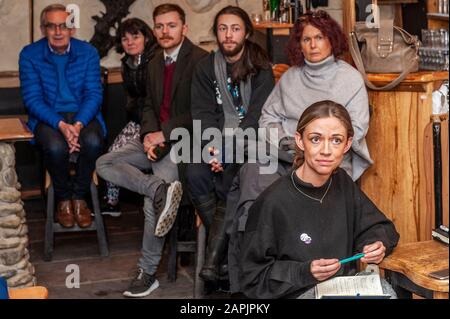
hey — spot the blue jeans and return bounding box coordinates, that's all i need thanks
[34,113,104,200]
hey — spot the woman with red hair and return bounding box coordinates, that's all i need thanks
[259,10,372,181]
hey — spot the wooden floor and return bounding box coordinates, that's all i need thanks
[25,198,202,299]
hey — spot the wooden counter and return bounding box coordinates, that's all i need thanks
[361,71,449,243]
[253,21,293,35]
[379,240,449,299]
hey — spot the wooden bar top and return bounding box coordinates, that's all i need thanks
[0,71,20,89]
[0,118,33,142]
[367,71,448,84]
[253,21,293,29]
[379,240,449,292]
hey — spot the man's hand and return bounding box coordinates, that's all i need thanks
[72,121,83,135]
[207,147,223,173]
[68,122,83,153]
[58,121,73,142]
[147,143,165,161]
[143,131,165,147]
[58,121,81,153]
[310,258,341,281]
[361,241,386,264]
[209,158,224,172]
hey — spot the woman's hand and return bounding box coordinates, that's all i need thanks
[361,241,386,264]
[310,258,341,281]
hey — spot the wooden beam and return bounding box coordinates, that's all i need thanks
[342,0,356,64]
[343,0,356,39]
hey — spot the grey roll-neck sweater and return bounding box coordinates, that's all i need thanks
[259,55,373,180]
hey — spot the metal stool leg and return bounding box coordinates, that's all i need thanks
[194,223,206,299]
[44,184,54,261]
[90,181,109,257]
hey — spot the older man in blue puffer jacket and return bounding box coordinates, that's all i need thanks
[19,4,106,229]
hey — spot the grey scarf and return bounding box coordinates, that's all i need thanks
[214,50,252,131]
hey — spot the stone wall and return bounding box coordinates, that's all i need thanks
[0,0,343,71]
[0,143,35,288]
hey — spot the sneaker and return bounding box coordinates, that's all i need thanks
[101,202,122,217]
[153,181,183,237]
[123,268,159,298]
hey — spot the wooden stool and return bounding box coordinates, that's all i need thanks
[44,169,109,261]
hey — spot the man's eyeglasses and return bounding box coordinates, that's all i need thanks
[297,11,328,23]
[44,23,70,31]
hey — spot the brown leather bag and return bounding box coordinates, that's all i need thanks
[349,19,420,91]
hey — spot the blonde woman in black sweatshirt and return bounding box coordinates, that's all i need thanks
[239,100,399,299]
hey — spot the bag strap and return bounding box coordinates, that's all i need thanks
[349,31,418,91]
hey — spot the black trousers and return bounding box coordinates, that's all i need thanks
[35,113,104,201]
[185,162,241,203]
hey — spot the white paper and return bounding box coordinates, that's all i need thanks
[315,275,384,299]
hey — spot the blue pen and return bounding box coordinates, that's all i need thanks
[339,253,365,264]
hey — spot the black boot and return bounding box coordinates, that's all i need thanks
[199,201,227,282]
[193,193,216,230]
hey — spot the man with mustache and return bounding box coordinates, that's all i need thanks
[96,3,207,298]
[19,4,106,229]
[186,6,274,287]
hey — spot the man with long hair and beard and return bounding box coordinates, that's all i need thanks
[186,6,275,289]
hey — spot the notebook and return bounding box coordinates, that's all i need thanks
[315,274,391,299]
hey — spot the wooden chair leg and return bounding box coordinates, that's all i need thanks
[90,181,109,257]
[44,184,54,262]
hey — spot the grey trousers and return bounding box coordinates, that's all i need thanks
[96,138,179,274]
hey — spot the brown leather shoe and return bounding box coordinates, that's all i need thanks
[72,199,92,228]
[56,200,75,228]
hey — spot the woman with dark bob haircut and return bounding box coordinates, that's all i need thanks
[99,18,159,216]
[227,10,374,295]
[239,101,399,299]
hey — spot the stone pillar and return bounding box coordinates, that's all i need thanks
[0,142,35,288]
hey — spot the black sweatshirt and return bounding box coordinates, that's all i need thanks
[239,168,400,299]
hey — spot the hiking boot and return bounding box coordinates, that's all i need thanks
[153,181,183,237]
[123,268,159,298]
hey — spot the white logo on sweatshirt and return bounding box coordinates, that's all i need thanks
[300,233,312,244]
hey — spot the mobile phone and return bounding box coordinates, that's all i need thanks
[428,269,449,280]
[154,143,171,160]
